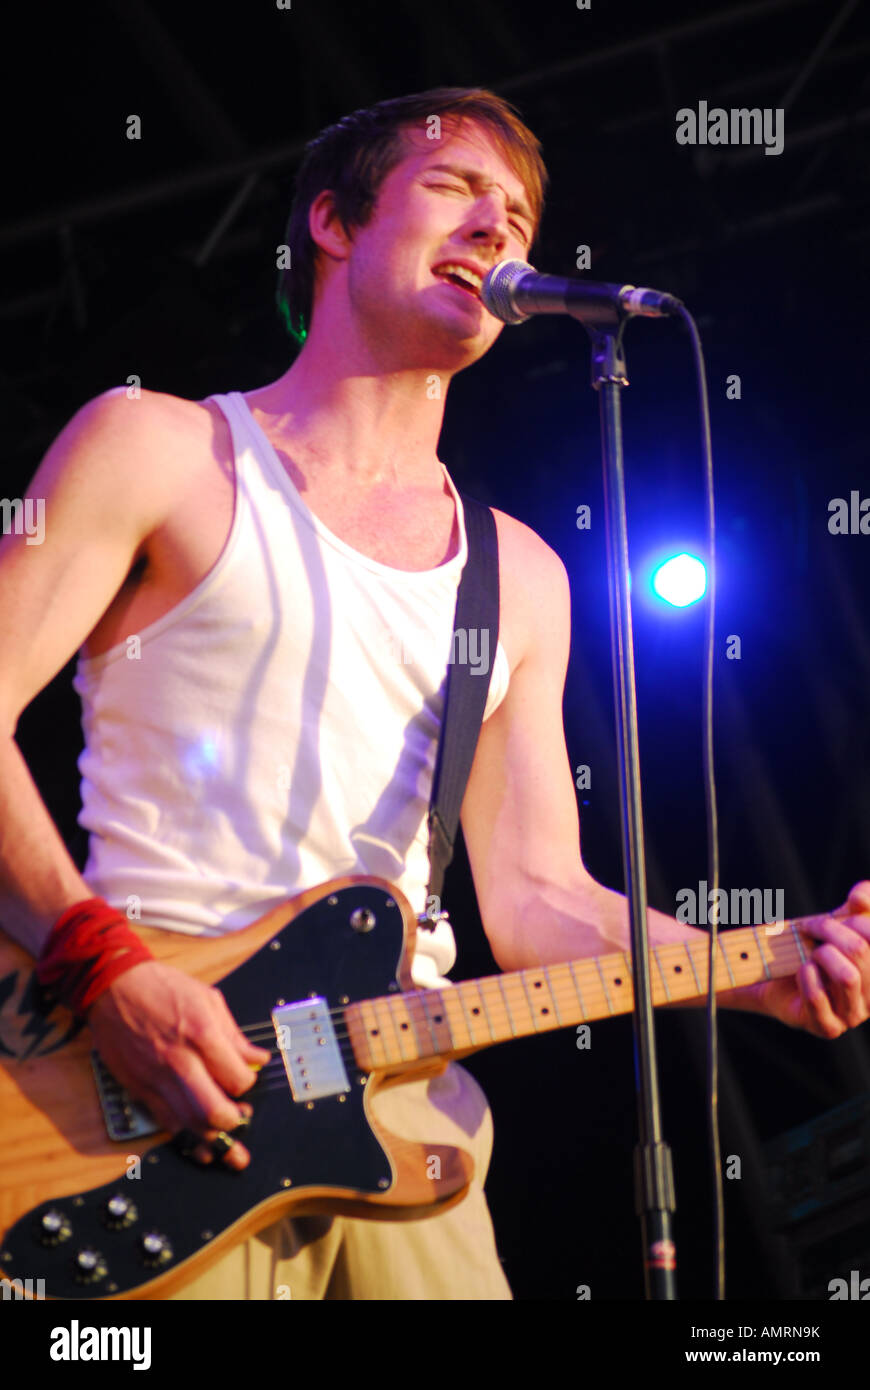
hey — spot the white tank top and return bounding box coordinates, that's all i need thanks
[73,391,510,988]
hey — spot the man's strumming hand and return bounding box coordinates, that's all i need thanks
[86,961,271,1168]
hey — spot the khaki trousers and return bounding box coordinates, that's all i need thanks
[169,1062,512,1301]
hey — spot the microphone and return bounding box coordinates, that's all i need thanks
[480,259,683,327]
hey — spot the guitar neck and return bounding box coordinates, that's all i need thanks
[346,919,812,1071]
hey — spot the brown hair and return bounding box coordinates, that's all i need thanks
[276,86,548,345]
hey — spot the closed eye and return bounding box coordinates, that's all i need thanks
[428,183,530,244]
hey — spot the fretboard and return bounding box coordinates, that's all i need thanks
[344,920,810,1071]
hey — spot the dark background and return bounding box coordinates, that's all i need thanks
[2,0,870,1302]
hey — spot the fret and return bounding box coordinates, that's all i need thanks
[568,961,588,1020]
[485,974,516,1040]
[421,988,444,1053]
[545,966,565,1026]
[357,999,389,1068]
[403,989,438,1058]
[614,953,634,1012]
[418,989,455,1056]
[652,946,671,1002]
[506,973,537,1033]
[594,957,615,1015]
[496,975,519,1038]
[728,930,761,983]
[792,921,808,965]
[439,987,474,1051]
[519,971,541,1032]
[455,985,477,1047]
[658,942,700,998]
[716,936,736,988]
[684,942,703,994]
[372,994,410,1064]
[519,970,560,1033]
[461,977,497,1043]
[749,927,771,980]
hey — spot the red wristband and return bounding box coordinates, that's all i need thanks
[36,897,154,1018]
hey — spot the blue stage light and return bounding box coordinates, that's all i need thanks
[651,553,707,607]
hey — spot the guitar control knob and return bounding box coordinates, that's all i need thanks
[104,1193,138,1229]
[73,1248,108,1284]
[36,1209,72,1246]
[140,1231,173,1268]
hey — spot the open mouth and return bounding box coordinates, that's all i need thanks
[432,263,484,299]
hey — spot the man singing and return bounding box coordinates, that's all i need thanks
[1,87,868,1300]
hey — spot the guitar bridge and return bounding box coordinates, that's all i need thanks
[273,997,351,1102]
[91,1051,160,1141]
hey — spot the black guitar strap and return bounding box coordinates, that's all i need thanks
[423,492,500,923]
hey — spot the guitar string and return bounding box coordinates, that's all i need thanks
[225,947,782,1096]
[106,933,803,1110]
[104,915,799,1117]
[113,935,796,1108]
[232,964,697,1035]
[222,973,801,1092]
[168,935,762,1110]
[228,923,800,1041]
[88,922,806,1109]
[107,935,801,1107]
[230,929,797,1049]
[235,958,776,1036]
[217,939,793,1076]
[114,947,762,1103]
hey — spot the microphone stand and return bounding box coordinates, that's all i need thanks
[584,300,677,1299]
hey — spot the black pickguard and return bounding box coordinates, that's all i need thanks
[1,883,406,1298]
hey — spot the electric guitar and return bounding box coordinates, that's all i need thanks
[0,876,813,1298]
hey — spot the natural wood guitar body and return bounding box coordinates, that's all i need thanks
[0,878,472,1298]
[0,875,812,1298]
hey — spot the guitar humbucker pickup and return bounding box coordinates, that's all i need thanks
[273,997,351,1102]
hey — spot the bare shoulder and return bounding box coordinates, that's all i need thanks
[45,384,208,482]
[489,506,570,672]
[0,387,228,729]
[491,505,568,584]
[67,383,204,440]
[67,384,217,469]
[50,386,227,546]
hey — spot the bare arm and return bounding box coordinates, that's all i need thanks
[461,520,870,1038]
[460,528,599,970]
[0,390,269,1163]
[0,389,164,946]
[0,738,97,950]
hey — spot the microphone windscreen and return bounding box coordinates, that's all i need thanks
[480,259,534,325]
